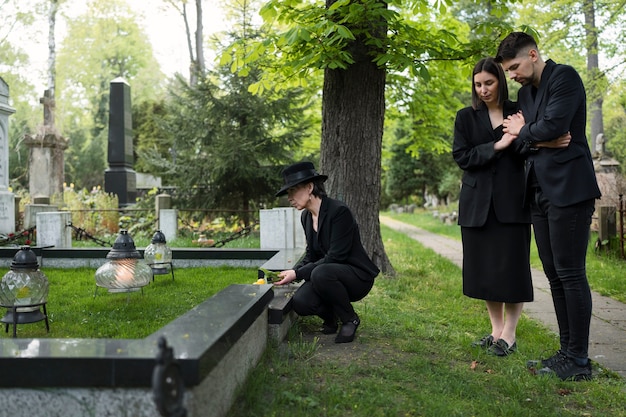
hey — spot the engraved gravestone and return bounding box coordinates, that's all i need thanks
[0,77,16,234]
[104,78,137,207]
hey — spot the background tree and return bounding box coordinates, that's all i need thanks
[55,0,164,190]
[140,1,318,222]
[163,0,206,86]
[516,0,626,153]
[0,0,41,191]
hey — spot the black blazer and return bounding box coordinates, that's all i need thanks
[517,60,601,207]
[453,100,530,227]
[294,197,380,281]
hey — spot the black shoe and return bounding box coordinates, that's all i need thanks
[526,350,566,369]
[537,357,592,381]
[321,322,338,334]
[335,316,360,343]
[488,339,517,357]
[472,334,494,348]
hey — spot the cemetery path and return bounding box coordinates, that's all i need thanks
[379,215,626,379]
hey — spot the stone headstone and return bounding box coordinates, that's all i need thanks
[23,89,68,201]
[36,211,72,249]
[159,209,178,242]
[104,78,137,207]
[0,77,16,234]
[24,204,59,229]
[259,207,305,249]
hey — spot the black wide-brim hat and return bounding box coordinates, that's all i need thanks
[276,162,328,197]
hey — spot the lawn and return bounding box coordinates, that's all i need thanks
[226,223,626,417]
[385,209,626,304]
[0,265,258,339]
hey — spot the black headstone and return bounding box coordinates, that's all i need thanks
[104,77,137,207]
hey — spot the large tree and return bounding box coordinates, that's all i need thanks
[226,0,506,274]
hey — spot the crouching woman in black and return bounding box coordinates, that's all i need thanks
[273,162,380,343]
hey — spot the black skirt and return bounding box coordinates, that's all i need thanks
[461,204,533,303]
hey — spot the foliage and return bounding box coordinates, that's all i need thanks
[141,23,317,214]
[55,0,165,190]
[604,79,626,170]
[60,185,119,239]
[0,0,43,192]
[227,0,513,94]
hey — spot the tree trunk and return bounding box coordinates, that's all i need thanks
[320,5,395,275]
[47,0,58,96]
[584,0,604,153]
[195,0,205,74]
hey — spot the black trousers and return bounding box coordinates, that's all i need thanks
[531,187,595,360]
[292,263,374,324]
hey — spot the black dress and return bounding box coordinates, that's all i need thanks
[461,204,532,302]
[460,124,533,303]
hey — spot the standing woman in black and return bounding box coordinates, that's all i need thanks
[273,162,380,344]
[453,58,568,356]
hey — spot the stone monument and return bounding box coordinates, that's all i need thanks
[23,89,68,204]
[592,132,623,237]
[0,77,16,235]
[104,78,137,207]
[593,132,622,207]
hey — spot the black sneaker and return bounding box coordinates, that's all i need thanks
[526,350,567,369]
[537,357,592,381]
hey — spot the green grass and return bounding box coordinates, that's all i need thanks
[0,266,259,339]
[385,210,626,304]
[227,226,626,417]
[70,232,261,249]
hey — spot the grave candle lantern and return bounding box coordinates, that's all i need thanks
[95,230,152,293]
[143,230,173,275]
[0,245,50,336]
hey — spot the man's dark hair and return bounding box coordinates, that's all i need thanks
[495,32,538,63]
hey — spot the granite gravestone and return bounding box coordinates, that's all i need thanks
[104,77,137,207]
[0,77,16,235]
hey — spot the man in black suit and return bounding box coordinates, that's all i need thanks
[496,32,601,381]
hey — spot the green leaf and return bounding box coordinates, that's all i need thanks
[336,25,355,40]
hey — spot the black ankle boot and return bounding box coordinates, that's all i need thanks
[335,315,360,343]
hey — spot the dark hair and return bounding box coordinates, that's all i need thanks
[471,57,508,110]
[495,32,538,63]
[311,179,327,198]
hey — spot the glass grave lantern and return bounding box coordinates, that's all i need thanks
[0,245,50,337]
[94,230,152,295]
[143,230,174,280]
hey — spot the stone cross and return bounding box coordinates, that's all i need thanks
[39,89,55,128]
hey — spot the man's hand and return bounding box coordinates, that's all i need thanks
[503,111,525,136]
[536,132,571,149]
